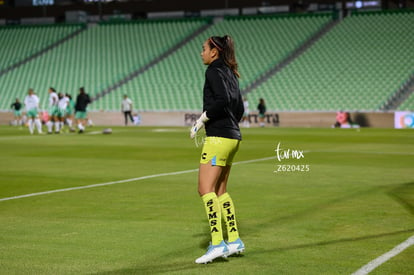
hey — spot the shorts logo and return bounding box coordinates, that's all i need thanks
[202,153,207,160]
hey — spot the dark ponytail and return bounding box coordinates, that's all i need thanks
[209,35,240,78]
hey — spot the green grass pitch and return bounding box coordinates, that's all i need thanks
[0,125,413,274]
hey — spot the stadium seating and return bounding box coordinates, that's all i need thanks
[246,10,414,111]
[0,19,208,110]
[398,92,414,111]
[1,11,413,113]
[0,24,84,71]
[103,14,332,111]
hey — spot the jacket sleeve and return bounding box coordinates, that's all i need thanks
[204,68,229,120]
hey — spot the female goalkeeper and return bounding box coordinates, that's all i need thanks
[190,35,245,264]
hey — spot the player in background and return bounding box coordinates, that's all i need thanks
[24,89,43,134]
[56,93,70,133]
[46,87,59,134]
[190,35,245,264]
[65,93,75,131]
[257,98,266,127]
[75,87,91,133]
[242,96,250,128]
[10,98,23,126]
[121,94,134,126]
[87,116,94,127]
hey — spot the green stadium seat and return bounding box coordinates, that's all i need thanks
[247,10,414,111]
[1,12,413,113]
[0,24,84,71]
[106,14,331,111]
[0,19,208,111]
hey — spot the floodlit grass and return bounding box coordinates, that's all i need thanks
[0,125,413,274]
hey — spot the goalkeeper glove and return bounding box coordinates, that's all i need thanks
[190,111,209,139]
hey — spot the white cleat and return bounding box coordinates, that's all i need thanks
[195,241,229,264]
[227,238,245,256]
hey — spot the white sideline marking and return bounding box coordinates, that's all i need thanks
[0,156,275,202]
[0,169,196,202]
[86,131,103,135]
[351,235,414,275]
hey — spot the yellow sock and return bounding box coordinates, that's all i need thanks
[218,192,240,242]
[201,192,223,245]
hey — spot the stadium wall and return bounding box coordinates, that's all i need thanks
[0,111,394,128]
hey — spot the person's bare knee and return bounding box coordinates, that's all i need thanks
[198,163,223,196]
[215,165,232,196]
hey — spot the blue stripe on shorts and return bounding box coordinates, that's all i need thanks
[211,156,217,166]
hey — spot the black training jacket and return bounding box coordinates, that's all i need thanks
[75,93,91,112]
[203,58,244,140]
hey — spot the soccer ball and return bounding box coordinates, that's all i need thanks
[102,128,112,134]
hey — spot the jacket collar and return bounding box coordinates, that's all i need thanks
[209,57,225,68]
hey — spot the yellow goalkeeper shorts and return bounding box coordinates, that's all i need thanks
[200,137,240,167]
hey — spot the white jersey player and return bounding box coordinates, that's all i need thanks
[24,88,43,134]
[47,87,59,134]
[56,93,70,133]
